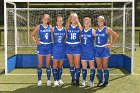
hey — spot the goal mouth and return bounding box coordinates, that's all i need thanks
[4,0,135,75]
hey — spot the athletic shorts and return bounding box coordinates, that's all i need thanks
[37,44,52,56]
[95,47,110,58]
[52,44,65,60]
[81,46,95,61]
[65,44,81,55]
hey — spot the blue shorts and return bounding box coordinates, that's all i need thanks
[81,46,95,61]
[65,44,81,55]
[52,44,65,60]
[95,47,110,58]
[37,44,52,55]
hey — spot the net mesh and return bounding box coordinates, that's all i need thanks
[7,8,15,58]
[7,7,132,57]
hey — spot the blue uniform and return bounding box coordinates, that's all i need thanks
[81,28,95,61]
[37,24,52,55]
[95,26,110,58]
[52,26,66,60]
[66,25,81,55]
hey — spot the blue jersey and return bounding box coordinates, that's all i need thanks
[53,26,66,46]
[66,25,81,44]
[96,26,108,46]
[81,28,94,47]
[38,24,52,43]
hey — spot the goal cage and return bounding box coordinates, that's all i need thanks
[4,0,135,75]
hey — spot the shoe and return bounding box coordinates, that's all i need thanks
[54,81,59,86]
[87,81,94,87]
[71,78,76,85]
[47,80,51,86]
[75,80,80,86]
[37,80,42,86]
[97,81,104,87]
[81,80,87,86]
[58,80,64,85]
[101,82,108,87]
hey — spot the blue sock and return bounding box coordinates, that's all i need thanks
[90,68,96,82]
[46,67,51,80]
[82,69,87,81]
[58,68,63,80]
[70,67,75,80]
[37,68,42,81]
[76,68,80,81]
[104,69,109,83]
[53,68,58,81]
[97,70,103,82]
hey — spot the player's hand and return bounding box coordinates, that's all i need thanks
[106,43,113,48]
[34,39,40,45]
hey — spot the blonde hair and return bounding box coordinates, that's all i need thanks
[42,14,51,25]
[83,17,92,27]
[65,12,79,29]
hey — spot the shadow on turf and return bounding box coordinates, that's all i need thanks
[0,69,5,76]
[1,84,106,93]
[109,68,130,74]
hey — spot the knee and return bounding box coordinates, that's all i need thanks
[69,61,74,67]
[75,64,80,68]
[58,64,62,68]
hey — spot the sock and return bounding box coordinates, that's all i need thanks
[37,68,42,81]
[82,69,87,81]
[46,67,51,80]
[75,68,80,81]
[104,69,109,83]
[53,68,58,81]
[70,66,75,80]
[57,68,63,80]
[97,69,103,82]
[90,68,96,82]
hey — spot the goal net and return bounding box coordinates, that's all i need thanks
[4,0,135,75]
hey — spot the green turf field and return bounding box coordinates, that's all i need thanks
[0,46,140,93]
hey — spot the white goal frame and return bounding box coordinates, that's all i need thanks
[4,0,135,75]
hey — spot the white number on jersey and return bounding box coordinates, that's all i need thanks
[45,33,48,39]
[98,37,100,44]
[84,37,87,44]
[58,36,62,43]
[71,33,76,40]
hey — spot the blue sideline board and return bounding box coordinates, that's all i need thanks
[7,54,131,73]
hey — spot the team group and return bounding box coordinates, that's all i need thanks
[31,12,119,87]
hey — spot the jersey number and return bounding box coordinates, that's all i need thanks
[98,37,100,44]
[71,33,76,40]
[58,36,62,43]
[45,33,48,39]
[84,37,87,44]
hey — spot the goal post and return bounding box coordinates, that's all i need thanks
[4,0,135,75]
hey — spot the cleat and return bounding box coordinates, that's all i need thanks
[87,81,94,87]
[58,80,64,85]
[47,80,51,86]
[54,81,59,86]
[97,81,104,87]
[81,80,87,86]
[75,80,80,86]
[101,82,108,87]
[37,80,42,86]
[71,78,76,85]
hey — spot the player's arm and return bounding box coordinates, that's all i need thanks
[92,28,96,45]
[31,25,40,44]
[51,26,54,43]
[65,28,68,41]
[106,27,119,48]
